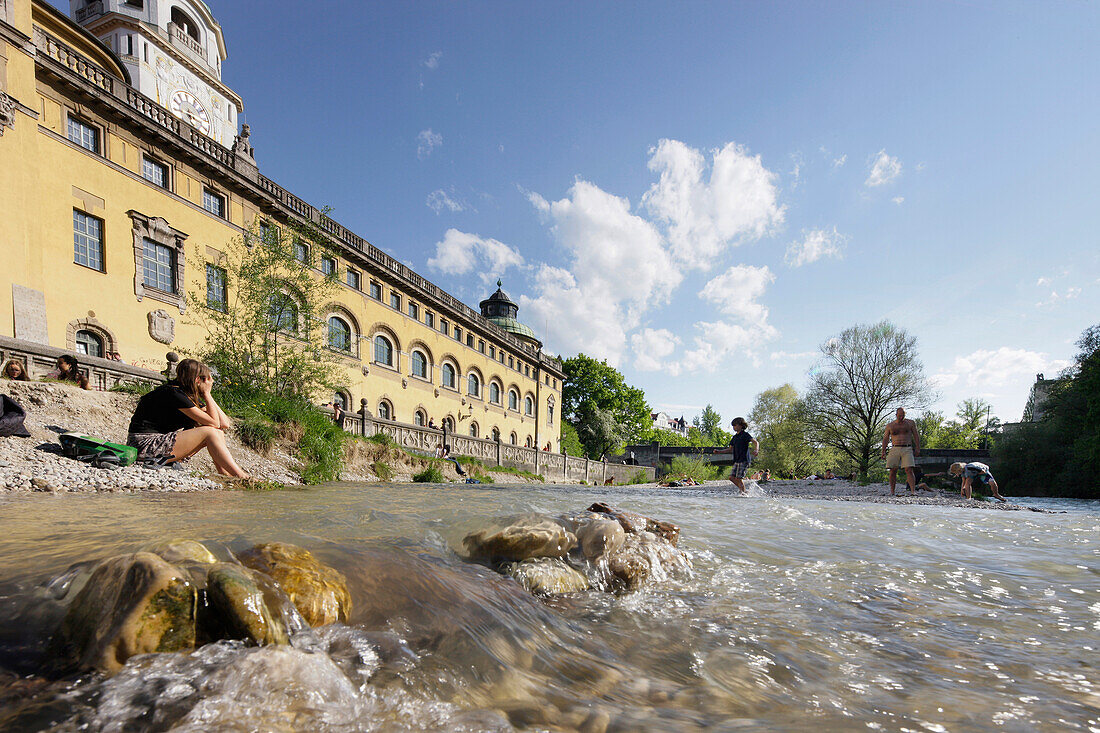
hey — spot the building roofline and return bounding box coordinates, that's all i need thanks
[33,0,131,85]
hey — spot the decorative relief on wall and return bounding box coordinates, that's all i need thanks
[0,92,15,136]
[147,309,176,344]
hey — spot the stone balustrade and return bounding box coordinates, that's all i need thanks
[0,335,166,392]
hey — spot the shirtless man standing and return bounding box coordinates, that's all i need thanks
[881,407,921,496]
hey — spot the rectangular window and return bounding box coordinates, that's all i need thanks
[524,365,530,377]
[453,326,461,341]
[508,356,514,369]
[479,339,485,353]
[202,189,225,218]
[466,333,474,348]
[142,237,176,293]
[72,210,104,271]
[369,281,382,300]
[440,318,449,335]
[259,220,280,245]
[346,268,361,290]
[142,156,169,189]
[321,256,336,277]
[390,292,401,310]
[206,263,227,311]
[294,240,310,264]
[408,302,419,320]
[425,312,434,328]
[67,116,99,154]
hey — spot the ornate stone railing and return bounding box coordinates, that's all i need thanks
[34,26,115,94]
[32,23,562,375]
[327,407,652,484]
[0,335,165,392]
[74,0,103,23]
[167,22,206,61]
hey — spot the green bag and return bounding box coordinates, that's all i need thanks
[59,432,138,469]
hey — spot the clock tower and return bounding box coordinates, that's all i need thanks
[69,0,243,149]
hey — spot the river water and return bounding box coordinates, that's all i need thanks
[0,483,1096,732]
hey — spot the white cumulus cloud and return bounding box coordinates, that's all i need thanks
[892,196,905,205]
[933,348,1071,390]
[698,265,774,323]
[422,51,442,69]
[784,227,846,267]
[631,328,681,372]
[417,128,442,159]
[865,149,902,187]
[426,229,524,281]
[519,180,682,365]
[833,154,847,168]
[642,139,784,270]
[426,188,467,214]
[673,320,779,375]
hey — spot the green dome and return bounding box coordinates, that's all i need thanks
[488,316,537,341]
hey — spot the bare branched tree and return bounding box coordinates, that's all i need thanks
[801,321,933,479]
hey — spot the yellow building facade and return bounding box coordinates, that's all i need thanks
[0,0,563,450]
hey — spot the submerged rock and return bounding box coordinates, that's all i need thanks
[574,517,626,561]
[203,563,289,646]
[463,518,577,562]
[237,542,351,627]
[509,558,589,595]
[51,552,196,674]
[141,539,218,565]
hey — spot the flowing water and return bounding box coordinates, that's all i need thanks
[0,483,1097,732]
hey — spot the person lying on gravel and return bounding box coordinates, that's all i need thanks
[127,358,249,478]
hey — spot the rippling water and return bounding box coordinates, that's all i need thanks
[0,483,1097,731]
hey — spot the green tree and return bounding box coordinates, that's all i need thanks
[188,218,343,398]
[801,321,933,480]
[693,405,723,442]
[560,422,585,457]
[561,354,651,456]
[749,384,835,478]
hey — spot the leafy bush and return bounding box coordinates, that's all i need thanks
[109,382,153,396]
[236,412,277,455]
[412,465,445,483]
[667,454,726,482]
[371,460,394,482]
[624,469,650,485]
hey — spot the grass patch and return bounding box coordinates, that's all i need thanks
[214,385,345,484]
[365,433,396,447]
[371,460,394,482]
[108,382,154,396]
[667,454,727,482]
[622,469,650,485]
[412,465,445,483]
[236,411,277,455]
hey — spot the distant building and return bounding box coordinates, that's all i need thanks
[1024,373,1065,422]
[651,411,688,436]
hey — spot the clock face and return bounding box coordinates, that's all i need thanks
[169,89,211,135]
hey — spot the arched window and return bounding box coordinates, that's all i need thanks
[510,432,517,445]
[508,389,519,411]
[374,335,393,366]
[333,392,348,410]
[377,400,392,420]
[525,435,533,448]
[442,416,454,432]
[75,329,104,358]
[171,7,200,41]
[414,409,426,426]
[411,351,428,379]
[269,294,298,334]
[442,362,456,389]
[489,381,501,405]
[524,395,534,417]
[467,372,480,398]
[469,421,479,438]
[492,427,500,441]
[327,316,351,353]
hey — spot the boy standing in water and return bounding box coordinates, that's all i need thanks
[714,417,759,495]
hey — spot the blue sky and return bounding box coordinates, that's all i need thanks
[65,1,1100,424]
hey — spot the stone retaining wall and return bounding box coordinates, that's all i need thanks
[0,335,165,391]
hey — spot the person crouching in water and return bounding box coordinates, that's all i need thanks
[127,358,249,478]
[714,417,759,495]
[949,461,1005,502]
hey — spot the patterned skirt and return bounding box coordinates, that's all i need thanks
[127,430,181,462]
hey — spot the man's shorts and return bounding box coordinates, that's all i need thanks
[970,471,993,487]
[730,462,747,479]
[886,446,915,469]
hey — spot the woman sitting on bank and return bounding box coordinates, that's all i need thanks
[2,360,30,381]
[127,358,249,478]
[50,355,90,390]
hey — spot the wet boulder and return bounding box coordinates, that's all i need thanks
[140,539,218,565]
[51,552,196,674]
[508,558,589,595]
[463,518,577,562]
[574,517,626,561]
[203,563,289,646]
[237,542,351,627]
[587,502,680,547]
[604,532,693,591]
